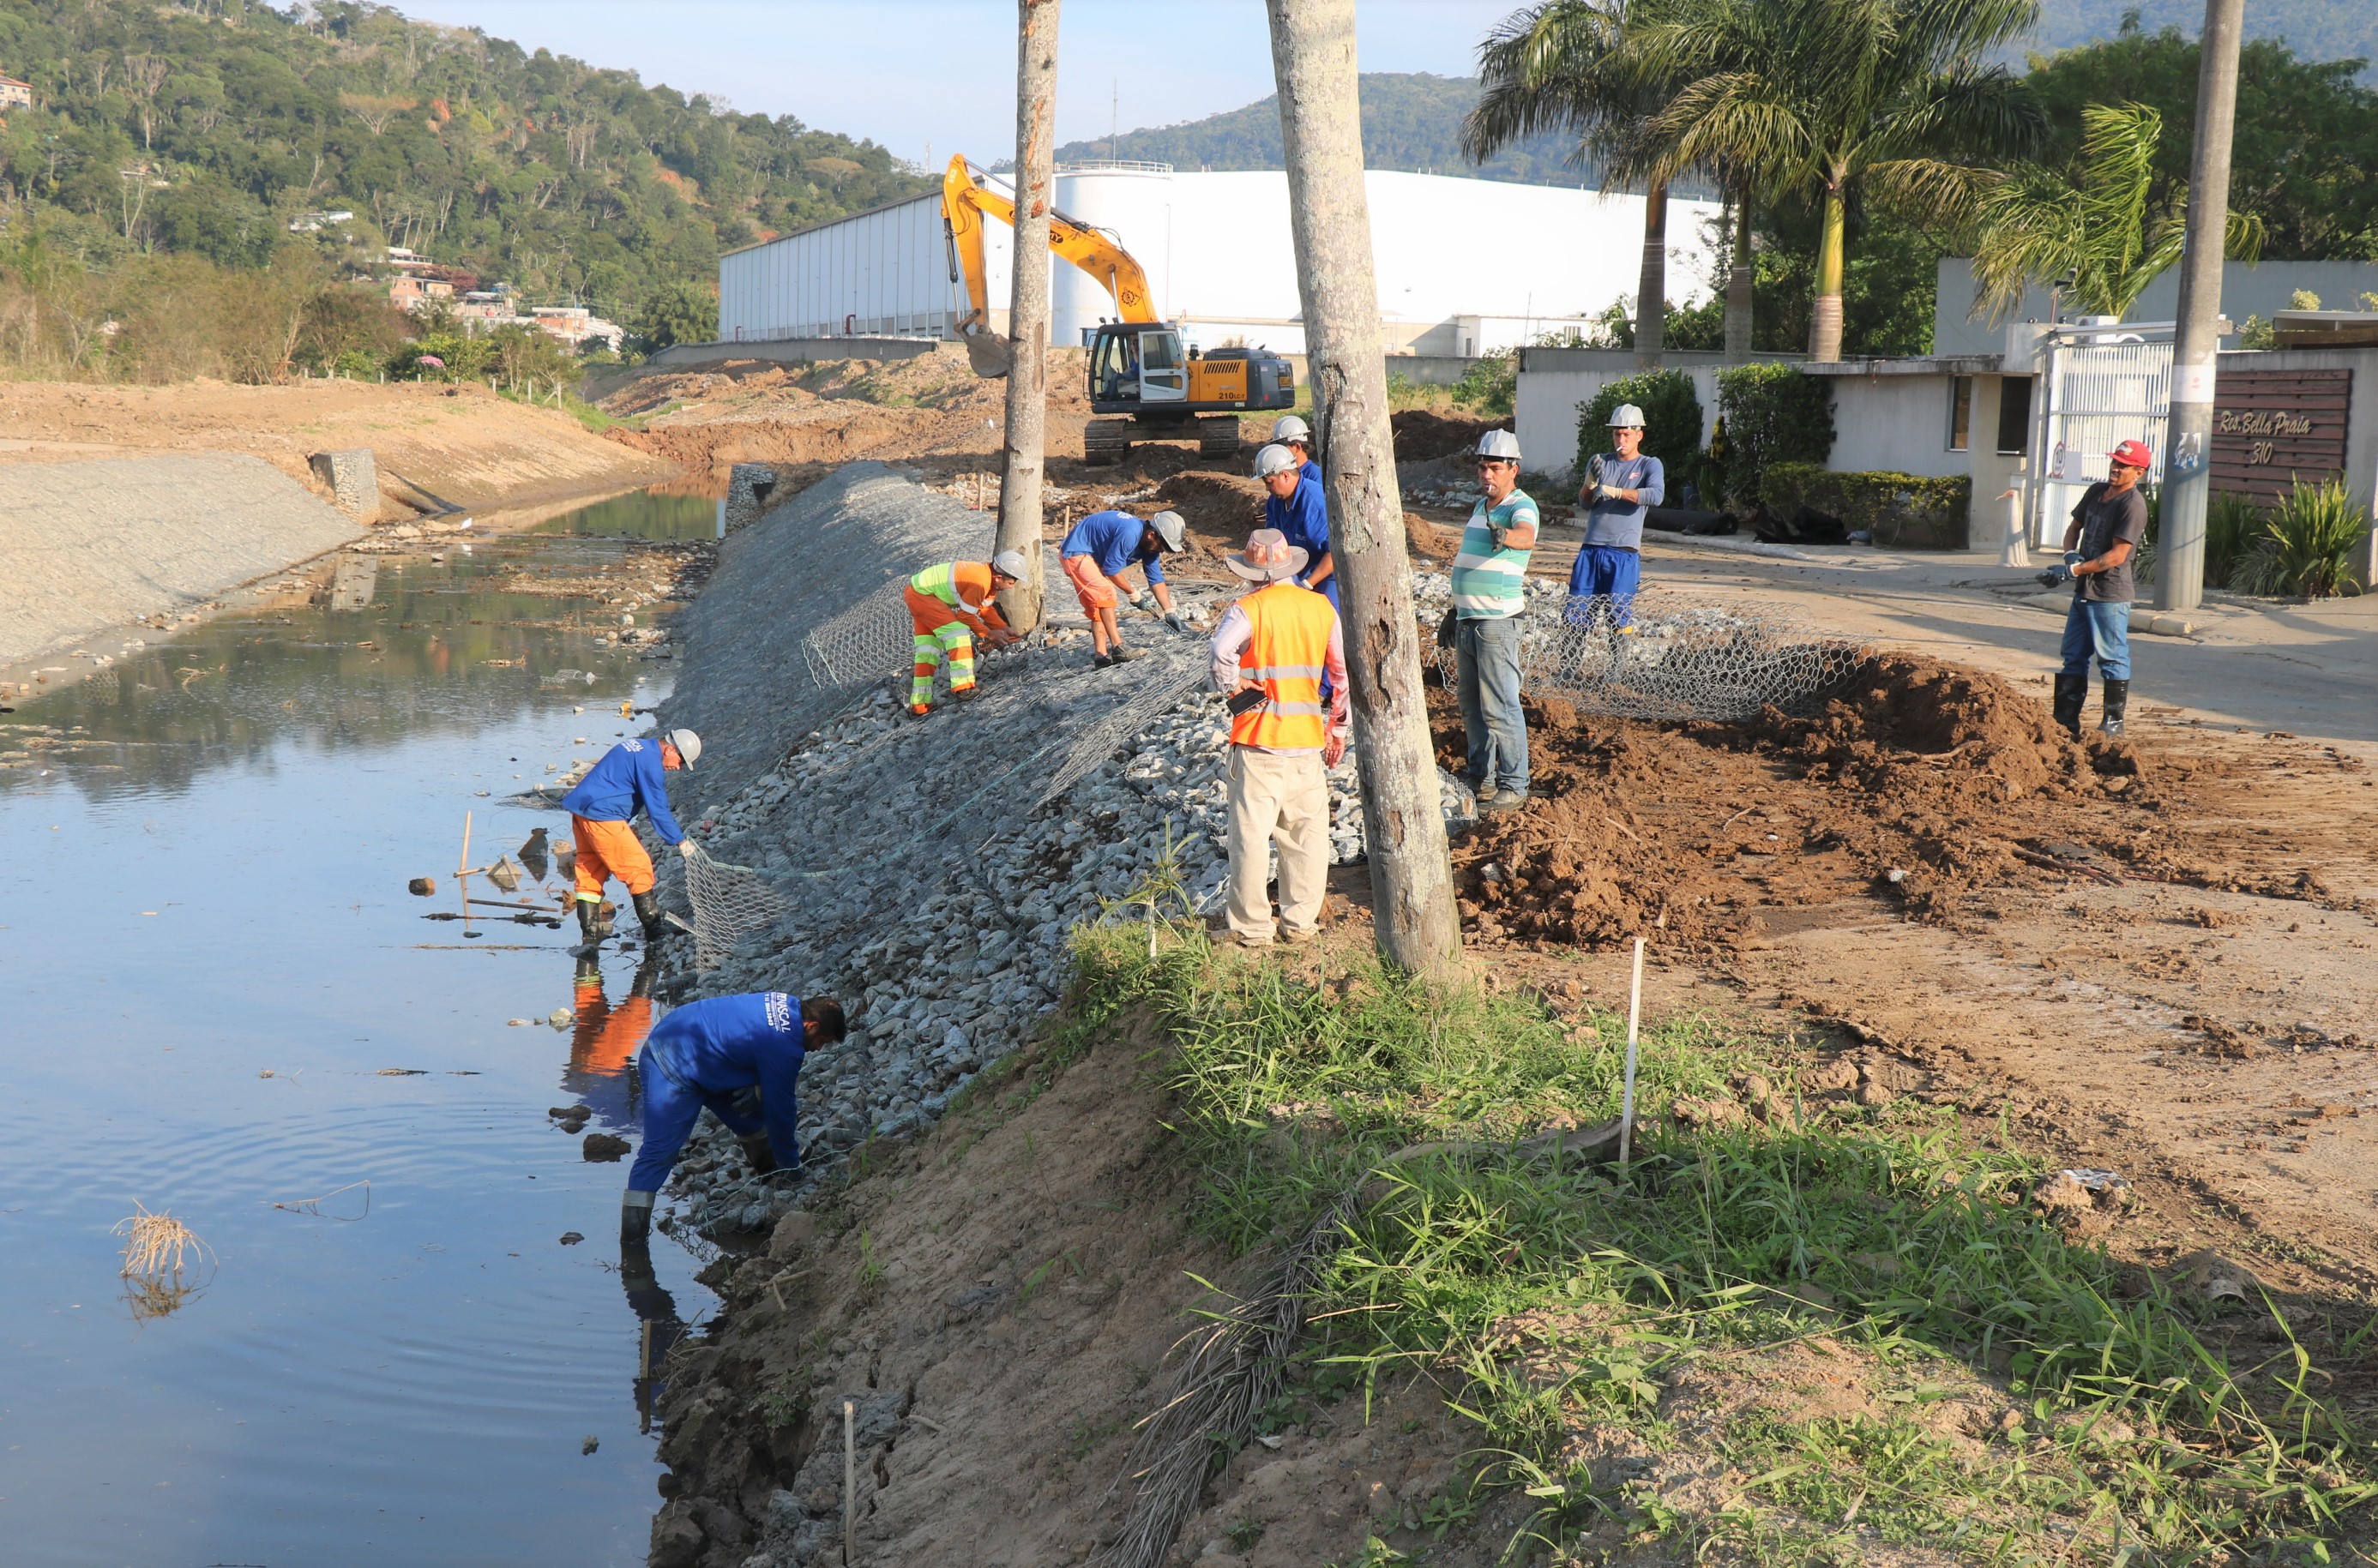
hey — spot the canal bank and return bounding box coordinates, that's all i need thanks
[0,489,714,1566]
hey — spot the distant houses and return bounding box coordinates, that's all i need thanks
[378,247,623,352]
[0,74,32,113]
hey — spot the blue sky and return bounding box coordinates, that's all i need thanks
[411,1,1518,167]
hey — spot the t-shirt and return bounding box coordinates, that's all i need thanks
[559,738,684,844]
[2068,482,2148,604]
[1579,453,1666,550]
[1451,489,1538,620]
[1262,471,1331,586]
[1060,509,1166,585]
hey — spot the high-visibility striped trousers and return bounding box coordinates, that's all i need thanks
[910,621,974,712]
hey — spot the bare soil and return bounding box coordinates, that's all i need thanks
[0,378,674,514]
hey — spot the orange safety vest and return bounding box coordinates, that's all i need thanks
[1230,580,1337,750]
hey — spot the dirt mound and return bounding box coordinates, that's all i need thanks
[1391,408,1509,463]
[1450,652,2154,950]
[1154,468,1266,566]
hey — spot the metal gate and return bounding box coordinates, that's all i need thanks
[2034,331,2173,545]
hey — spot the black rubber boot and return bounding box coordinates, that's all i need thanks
[574,899,605,952]
[632,890,668,941]
[2051,672,2087,739]
[620,1190,653,1244]
[2100,677,2130,737]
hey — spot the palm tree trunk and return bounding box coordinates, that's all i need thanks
[1725,191,1754,361]
[1809,183,1846,362]
[1634,179,1667,368]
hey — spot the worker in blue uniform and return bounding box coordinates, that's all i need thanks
[559,728,701,952]
[1060,507,1189,664]
[1255,442,1335,613]
[1272,414,1324,489]
[619,989,846,1241]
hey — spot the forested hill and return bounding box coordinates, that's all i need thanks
[2029,0,2374,76]
[1051,73,1591,187]
[0,0,930,315]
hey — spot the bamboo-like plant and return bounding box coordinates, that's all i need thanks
[1618,0,2043,361]
[1968,100,2262,323]
[2259,478,2367,599]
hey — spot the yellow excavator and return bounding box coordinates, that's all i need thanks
[941,155,1294,463]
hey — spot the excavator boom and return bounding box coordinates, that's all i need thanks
[942,155,1155,376]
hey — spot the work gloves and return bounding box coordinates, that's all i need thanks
[677,839,697,860]
[1597,482,1628,502]
[2037,550,2083,588]
[736,1132,777,1176]
[1163,610,1186,633]
[1127,590,1154,612]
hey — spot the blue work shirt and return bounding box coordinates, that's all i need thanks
[1061,509,1166,585]
[559,737,686,844]
[643,992,807,1162]
[1579,453,1666,551]
[1263,470,1332,589]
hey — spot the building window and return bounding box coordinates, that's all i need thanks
[1996,376,2033,455]
[1947,376,1972,451]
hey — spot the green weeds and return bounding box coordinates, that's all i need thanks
[1067,923,2378,1561]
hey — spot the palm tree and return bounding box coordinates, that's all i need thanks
[1625,0,2043,361]
[1465,0,1695,366]
[1968,100,2261,322]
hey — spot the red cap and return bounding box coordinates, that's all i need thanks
[2109,439,2153,470]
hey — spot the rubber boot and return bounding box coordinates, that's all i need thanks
[574,898,605,953]
[2051,672,2086,739]
[2099,677,2130,737]
[621,1189,653,1244]
[632,890,668,942]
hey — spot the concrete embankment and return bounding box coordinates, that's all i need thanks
[0,453,364,670]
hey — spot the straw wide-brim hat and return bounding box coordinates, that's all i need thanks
[1226,527,1309,582]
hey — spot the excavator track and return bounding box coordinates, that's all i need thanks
[1195,415,1243,458]
[1083,419,1133,466]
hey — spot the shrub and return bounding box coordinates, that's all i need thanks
[1451,348,1518,415]
[1761,461,1972,549]
[2260,477,2367,597]
[1714,363,1833,508]
[1575,369,1702,488]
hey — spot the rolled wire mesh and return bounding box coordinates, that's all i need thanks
[801,589,914,694]
[1430,586,1866,722]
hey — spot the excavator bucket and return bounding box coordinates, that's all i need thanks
[964,331,1014,380]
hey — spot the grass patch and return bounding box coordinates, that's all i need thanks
[1069,922,2378,1563]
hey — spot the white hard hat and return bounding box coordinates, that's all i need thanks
[1147,510,1186,551]
[1477,429,1521,461]
[1254,443,1297,478]
[1608,403,1647,429]
[665,728,701,769]
[990,550,1030,580]
[1271,414,1310,444]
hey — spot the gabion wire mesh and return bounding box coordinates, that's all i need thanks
[679,843,795,972]
[1431,586,1866,722]
[801,589,914,693]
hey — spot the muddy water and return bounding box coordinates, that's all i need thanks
[0,494,719,1565]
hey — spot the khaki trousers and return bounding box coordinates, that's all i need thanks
[1225,746,1328,944]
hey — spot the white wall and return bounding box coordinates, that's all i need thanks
[1825,375,1967,478]
[722,169,1723,354]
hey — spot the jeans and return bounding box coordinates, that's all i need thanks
[1566,545,1641,627]
[2058,595,2132,681]
[626,1042,768,1193]
[1455,614,1528,795]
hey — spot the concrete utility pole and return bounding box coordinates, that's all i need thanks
[995,0,1060,632]
[2155,0,2246,613]
[1265,0,1461,978]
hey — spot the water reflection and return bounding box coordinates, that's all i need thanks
[567,952,655,1133]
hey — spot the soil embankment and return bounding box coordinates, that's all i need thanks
[0,377,675,514]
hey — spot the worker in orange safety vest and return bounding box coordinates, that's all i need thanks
[904,551,1027,717]
[1209,527,1348,947]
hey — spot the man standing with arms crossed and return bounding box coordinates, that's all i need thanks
[1210,528,1348,947]
[2043,438,2151,737]
[1452,430,1538,814]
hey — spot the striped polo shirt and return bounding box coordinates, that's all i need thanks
[1451,489,1538,620]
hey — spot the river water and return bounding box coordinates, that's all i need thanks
[0,491,722,1565]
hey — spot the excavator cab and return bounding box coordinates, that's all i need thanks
[1089,324,1186,406]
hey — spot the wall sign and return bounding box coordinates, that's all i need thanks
[2210,369,2352,504]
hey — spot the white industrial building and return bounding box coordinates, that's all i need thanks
[718,165,1723,358]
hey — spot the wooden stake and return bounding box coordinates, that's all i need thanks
[1618,936,1646,1170]
[842,1398,858,1565]
[457,810,473,874]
